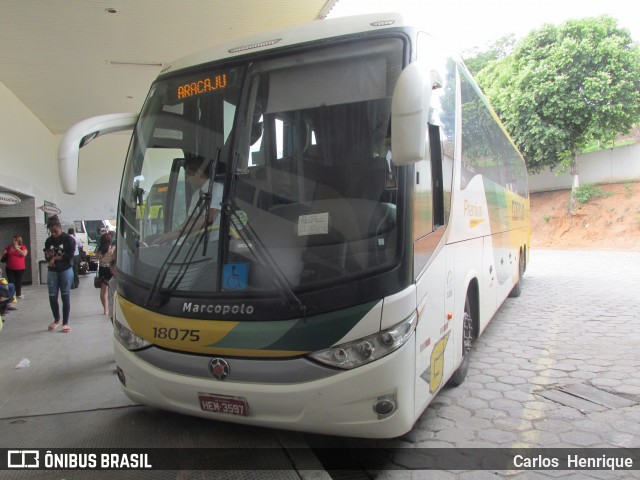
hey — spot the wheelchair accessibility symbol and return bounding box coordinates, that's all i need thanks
[223,263,249,290]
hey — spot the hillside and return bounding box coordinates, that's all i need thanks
[530,182,640,251]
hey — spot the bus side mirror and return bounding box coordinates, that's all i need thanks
[58,113,138,194]
[391,62,435,166]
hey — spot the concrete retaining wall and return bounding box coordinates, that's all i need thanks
[529,143,640,192]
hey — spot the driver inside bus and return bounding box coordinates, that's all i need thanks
[152,156,224,245]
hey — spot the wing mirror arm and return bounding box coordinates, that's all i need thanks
[58,113,138,194]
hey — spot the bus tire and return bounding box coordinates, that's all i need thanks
[448,296,474,386]
[508,248,525,298]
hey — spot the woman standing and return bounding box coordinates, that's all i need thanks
[97,232,115,316]
[4,235,28,299]
[44,215,76,333]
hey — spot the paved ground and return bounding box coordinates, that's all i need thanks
[305,250,640,478]
[0,271,329,480]
[1,249,639,479]
[413,249,640,451]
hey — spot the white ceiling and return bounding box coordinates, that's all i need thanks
[0,0,337,135]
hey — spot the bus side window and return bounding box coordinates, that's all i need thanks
[430,124,445,228]
[413,54,456,277]
[413,156,433,240]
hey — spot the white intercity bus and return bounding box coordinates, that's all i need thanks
[58,12,529,438]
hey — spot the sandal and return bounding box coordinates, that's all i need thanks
[48,321,61,331]
[62,325,71,333]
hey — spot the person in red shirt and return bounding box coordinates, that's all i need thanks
[4,235,28,299]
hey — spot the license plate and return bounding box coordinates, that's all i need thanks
[198,393,249,416]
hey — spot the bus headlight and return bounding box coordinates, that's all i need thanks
[309,313,416,369]
[114,319,152,351]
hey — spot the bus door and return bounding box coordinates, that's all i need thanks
[413,123,455,412]
[409,47,457,412]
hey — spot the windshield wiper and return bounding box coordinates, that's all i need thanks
[145,153,219,308]
[145,192,208,307]
[223,201,306,318]
[201,149,221,257]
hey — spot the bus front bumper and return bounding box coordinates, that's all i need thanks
[113,336,417,438]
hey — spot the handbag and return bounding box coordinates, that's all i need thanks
[94,271,102,288]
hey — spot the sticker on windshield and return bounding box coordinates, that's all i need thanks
[298,212,329,236]
[223,263,249,290]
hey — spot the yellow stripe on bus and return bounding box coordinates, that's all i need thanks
[469,218,486,228]
[118,297,307,356]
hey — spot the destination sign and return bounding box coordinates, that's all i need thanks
[177,74,228,99]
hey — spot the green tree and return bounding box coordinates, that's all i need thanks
[463,34,516,75]
[477,16,640,186]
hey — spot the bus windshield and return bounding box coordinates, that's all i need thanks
[118,37,404,297]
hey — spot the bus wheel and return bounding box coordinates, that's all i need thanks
[448,297,474,386]
[508,249,526,298]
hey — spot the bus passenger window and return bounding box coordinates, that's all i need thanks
[430,124,445,228]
